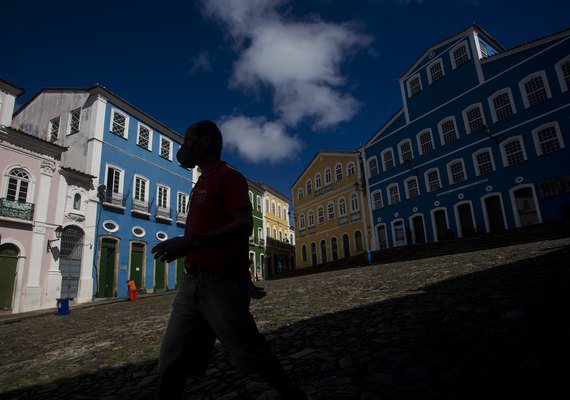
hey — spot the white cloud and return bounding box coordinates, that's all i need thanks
[219,115,303,164]
[199,0,372,162]
[188,52,213,75]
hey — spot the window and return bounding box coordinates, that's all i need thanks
[258,227,263,243]
[355,231,363,252]
[306,180,312,195]
[248,191,254,205]
[324,168,332,185]
[302,245,308,262]
[405,177,420,199]
[315,173,322,190]
[448,160,467,185]
[160,136,172,160]
[335,163,343,181]
[387,184,400,205]
[6,168,30,202]
[428,59,444,84]
[368,157,379,177]
[68,108,81,135]
[106,166,122,196]
[73,193,81,210]
[489,89,515,122]
[256,195,262,212]
[308,210,315,227]
[372,190,383,210]
[271,201,276,215]
[350,193,359,212]
[347,162,355,176]
[398,140,413,164]
[408,74,422,97]
[425,169,441,192]
[134,176,148,202]
[327,202,335,220]
[417,130,434,155]
[177,192,189,215]
[464,104,485,134]
[157,186,170,209]
[555,56,570,92]
[297,188,304,199]
[278,204,282,219]
[479,40,488,58]
[273,228,277,239]
[474,149,495,176]
[502,137,526,166]
[317,207,324,224]
[265,198,269,212]
[381,149,394,170]
[338,198,347,216]
[533,122,564,156]
[299,214,306,229]
[440,118,458,145]
[451,43,469,69]
[520,72,551,108]
[49,117,60,142]
[137,123,152,150]
[111,109,128,137]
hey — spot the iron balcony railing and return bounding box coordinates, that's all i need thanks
[265,237,294,252]
[0,198,35,221]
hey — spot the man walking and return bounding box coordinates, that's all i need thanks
[152,120,308,399]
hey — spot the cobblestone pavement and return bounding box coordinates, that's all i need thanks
[1,238,569,400]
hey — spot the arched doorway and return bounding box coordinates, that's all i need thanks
[320,240,327,264]
[331,238,339,261]
[342,234,350,258]
[411,215,426,244]
[60,226,85,299]
[513,187,539,226]
[98,238,117,298]
[484,194,506,232]
[155,258,166,291]
[310,243,317,266]
[457,203,475,237]
[0,244,19,309]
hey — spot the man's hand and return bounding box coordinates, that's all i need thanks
[151,236,195,263]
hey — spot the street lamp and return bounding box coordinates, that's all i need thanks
[47,225,63,252]
[404,160,418,176]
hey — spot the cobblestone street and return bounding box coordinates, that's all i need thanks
[1,238,569,400]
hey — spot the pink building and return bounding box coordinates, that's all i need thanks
[1,79,96,313]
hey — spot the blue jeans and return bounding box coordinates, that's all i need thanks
[158,270,278,377]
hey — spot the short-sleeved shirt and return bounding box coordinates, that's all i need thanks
[184,161,252,280]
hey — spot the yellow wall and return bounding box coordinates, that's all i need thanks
[292,152,371,269]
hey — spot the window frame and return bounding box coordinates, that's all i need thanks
[387,183,400,205]
[488,88,516,123]
[425,168,442,193]
[398,139,414,164]
[555,55,570,93]
[500,136,527,167]
[404,176,420,199]
[372,190,383,210]
[447,159,467,185]
[532,121,565,156]
[346,162,355,176]
[473,148,495,176]
[68,108,81,136]
[427,58,445,85]
[49,116,60,142]
[136,122,153,150]
[450,41,470,70]
[335,163,343,181]
[157,185,171,210]
[519,71,552,109]
[368,156,379,177]
[327,201,335,221]
[110,108,129,138]
[438,117,459,145]
[462,103,486,134]
[417,129,435,155]
[4,167,32,203]
[314,173,322,190]
[159,135,173,160]
[407,73,422,97]
[381,149,394,171]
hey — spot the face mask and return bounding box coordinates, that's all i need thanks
[176,145,198,168]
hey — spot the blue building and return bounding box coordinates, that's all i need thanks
[362,25,570,250]
[12,85,192,299]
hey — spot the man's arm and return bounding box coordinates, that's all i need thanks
[151,205,253,263]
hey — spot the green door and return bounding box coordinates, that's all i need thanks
[176,258,185,289]
[0,245,19,309]
[98,239,116,298]
[155,259,165,291]
[129,242,144,289]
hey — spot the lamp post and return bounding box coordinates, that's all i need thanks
[47,225,63,252]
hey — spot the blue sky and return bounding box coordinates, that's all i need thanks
[3,0,568,198]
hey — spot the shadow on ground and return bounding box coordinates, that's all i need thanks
[2,245,569,400]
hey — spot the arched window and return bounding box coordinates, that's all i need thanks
[350,193,359,212]
[73,193,82,210]
[335,163,343,180]
[338,198,347,216]
[6,168,30,203]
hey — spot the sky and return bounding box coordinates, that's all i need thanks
[3,0,569,199]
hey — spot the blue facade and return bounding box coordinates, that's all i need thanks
[94,101,191,298]
[364,25,570,250]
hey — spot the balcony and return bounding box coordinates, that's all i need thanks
[131,199,151,216]
[102,190,126,209]
[265,237,294,252]
[156,206,172,222]
[176,212,187,225]
[259,238,265,246]
[0,198,34,223]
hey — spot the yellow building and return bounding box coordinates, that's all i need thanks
[258,183,295,278]
[291,151,372,269]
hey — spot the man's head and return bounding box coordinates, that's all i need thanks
[176,120,223,168]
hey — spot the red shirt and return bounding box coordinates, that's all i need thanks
[185,162,252,280]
